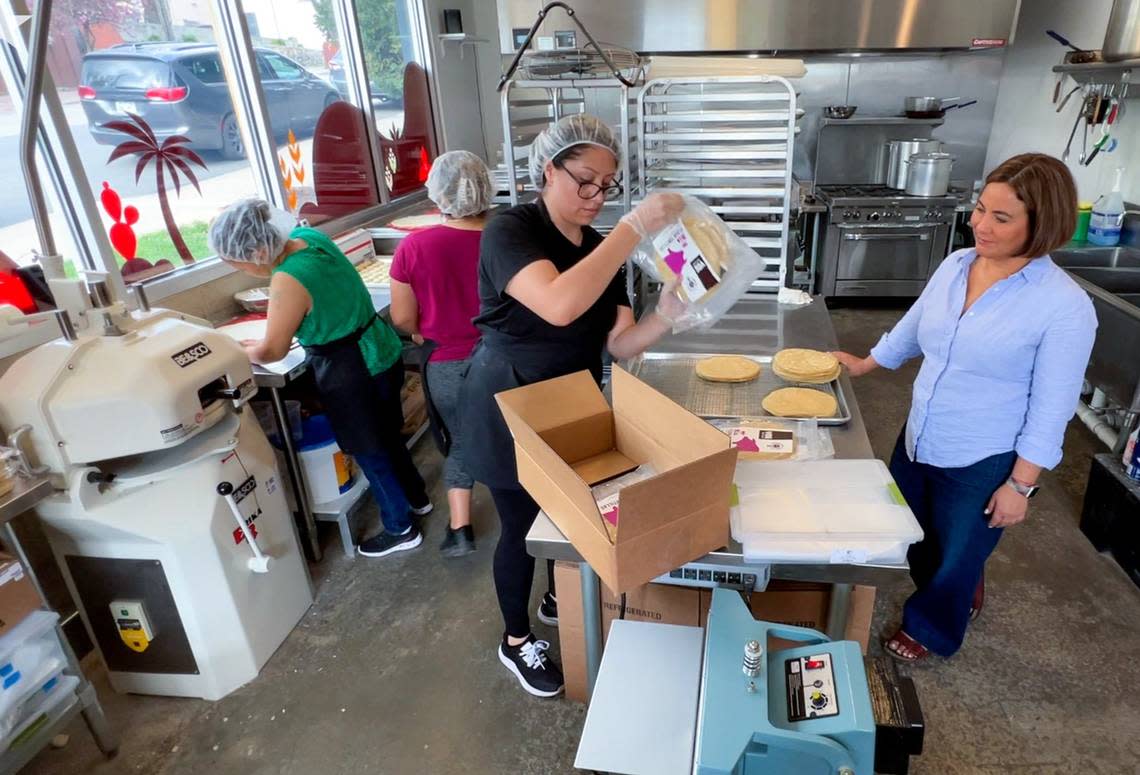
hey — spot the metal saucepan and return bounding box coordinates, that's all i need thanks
[824,105,857,119]
[906,152,955,197]
[903,96,978,118]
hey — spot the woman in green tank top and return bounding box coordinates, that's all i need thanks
[209,199,431,559]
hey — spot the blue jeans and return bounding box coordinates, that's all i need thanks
[889,432,1016,657]
[354,450,412,535]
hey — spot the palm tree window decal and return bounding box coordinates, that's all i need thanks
[103,113,208,265]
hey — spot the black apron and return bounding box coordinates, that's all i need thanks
[460,332,604,490]
[304,313,396,456]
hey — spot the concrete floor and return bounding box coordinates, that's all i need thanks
[22,305,1140,775]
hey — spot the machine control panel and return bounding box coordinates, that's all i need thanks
[657,561,770,592]
[785,653,840,721]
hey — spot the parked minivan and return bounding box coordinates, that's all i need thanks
[79,43,341,159]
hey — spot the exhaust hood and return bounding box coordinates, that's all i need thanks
[497,0,1021,55]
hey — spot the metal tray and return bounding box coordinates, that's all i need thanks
[625,352,851,426]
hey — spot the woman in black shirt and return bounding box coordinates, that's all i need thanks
[462,114,685,697]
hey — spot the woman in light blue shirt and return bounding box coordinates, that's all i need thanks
[834,153,1097,663]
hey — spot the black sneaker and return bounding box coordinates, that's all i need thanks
[439,525,476,558]
[536,592,558,627]
[357,527,423,558]
[497,634,564,698]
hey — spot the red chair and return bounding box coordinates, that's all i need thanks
[302,101,380,221]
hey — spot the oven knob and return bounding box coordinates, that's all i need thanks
[868,212,880,221]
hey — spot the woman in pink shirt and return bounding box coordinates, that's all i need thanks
[389,151,491,557]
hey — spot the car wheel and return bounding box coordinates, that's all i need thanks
[219,113,245,161]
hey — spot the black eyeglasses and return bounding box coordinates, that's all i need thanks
[555,162,623,201]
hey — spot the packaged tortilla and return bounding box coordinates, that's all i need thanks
[632,195,765,332]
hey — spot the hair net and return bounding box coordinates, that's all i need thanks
[528,114,621,191]
[208,198,296,265]
[427,150,493,217]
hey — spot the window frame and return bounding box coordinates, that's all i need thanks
[0,0,442,310]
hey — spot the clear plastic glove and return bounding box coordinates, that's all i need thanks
[655,278,687,324]
[620,192,685,239]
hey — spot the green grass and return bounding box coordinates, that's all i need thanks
[59,221,211,277]
[131,221,210,265]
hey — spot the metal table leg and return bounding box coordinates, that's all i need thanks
[825,582,853,641]
[78,682,118,755]
[268,385,322,562]
[580,563,602,699]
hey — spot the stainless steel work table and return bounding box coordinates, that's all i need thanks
[524,296,910,697]
[250,360,323,562]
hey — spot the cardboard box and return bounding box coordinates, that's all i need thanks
[556,560,875,703]
[0,552,43,638]
[497,367,737,593]
[600,578,708,643]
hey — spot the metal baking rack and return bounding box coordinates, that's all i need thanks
[637,76,798,293]
[624,352,851,426]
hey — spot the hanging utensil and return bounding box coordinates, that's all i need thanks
[1062,93,1088,161]
[1056,85,1081,112]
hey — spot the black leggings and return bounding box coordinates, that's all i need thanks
[489,486,556,638]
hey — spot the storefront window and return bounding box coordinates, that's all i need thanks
[243,0,380,224]
[355,0,436,198]
[27,0,261,285]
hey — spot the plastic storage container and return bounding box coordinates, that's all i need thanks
[1,674,79,753]
[730,459,924,563]
[297,415,356,506]
[0,612,66,738]
[1089,168,1126,246]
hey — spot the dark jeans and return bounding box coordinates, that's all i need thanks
[489,486,556,638]
[889,432,1016,657]
[354,360,428,534]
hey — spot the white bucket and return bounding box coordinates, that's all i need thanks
[296,415,357,507]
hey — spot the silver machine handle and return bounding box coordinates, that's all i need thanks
[843,232,931,241]
[218,480,273,573]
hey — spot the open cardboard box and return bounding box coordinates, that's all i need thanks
[496,366,737,593]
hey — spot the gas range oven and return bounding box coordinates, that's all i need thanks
[814,185,957,298]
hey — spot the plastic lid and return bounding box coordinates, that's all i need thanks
[297,414,338,452]
[1078,201,1094,210]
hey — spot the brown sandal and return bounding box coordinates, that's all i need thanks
[884,629,930,663]
[969,571,985,622]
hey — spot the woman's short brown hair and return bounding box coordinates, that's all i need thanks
[983,153,1077,258]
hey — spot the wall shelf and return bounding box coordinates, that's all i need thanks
[1053,59,1140,88]
[820,116,945,127]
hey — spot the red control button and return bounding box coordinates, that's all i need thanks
[804,659,825,670]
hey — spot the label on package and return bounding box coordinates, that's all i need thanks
[727,426,795,455]
[0,561,24,586]
[652,220,721,303]
[596,492,620,527]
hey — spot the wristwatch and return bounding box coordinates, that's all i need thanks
[1005,477,1040,499]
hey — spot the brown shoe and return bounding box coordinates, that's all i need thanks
[969,571,985,622]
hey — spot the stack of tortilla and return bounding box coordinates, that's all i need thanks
[763,348,841,418]
[771,348,841,384]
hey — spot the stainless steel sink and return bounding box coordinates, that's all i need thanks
[1066,267,1140,294]
[1052,245,1140,269]
[1053,246,1140,295]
